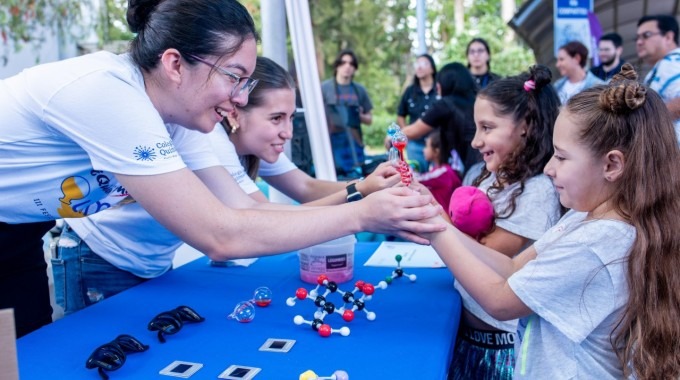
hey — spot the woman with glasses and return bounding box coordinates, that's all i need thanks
[466,38,501,90]
[54,57,402,316]
[396,54,438,173]
[0,0,444,337]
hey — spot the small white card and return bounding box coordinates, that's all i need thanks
[364,242,445,268]
[159,361,203,378]
[258,338,295,353]
[218,365,261,379]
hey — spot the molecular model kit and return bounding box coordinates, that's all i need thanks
[286,255,416,337]
[386,122,413,186]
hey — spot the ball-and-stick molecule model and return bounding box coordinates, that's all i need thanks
[287,255,415,337]
[286,275,387,337]
[227,286,273,323]
[299,369,349,380]
[386,123,412,186]
[381,254,417,285]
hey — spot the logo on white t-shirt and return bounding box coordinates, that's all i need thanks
[133,145,157,161]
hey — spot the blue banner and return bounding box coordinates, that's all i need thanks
[554,0,594,56]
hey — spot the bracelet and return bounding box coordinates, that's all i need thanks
[346,182,363,202]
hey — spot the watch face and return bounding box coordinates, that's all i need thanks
[346,183,362,202]
[347,192,362,202]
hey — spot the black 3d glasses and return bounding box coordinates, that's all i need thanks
[85,334,149,380]
[148,305,205,343]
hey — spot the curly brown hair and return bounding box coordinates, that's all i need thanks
[472,65,560,219]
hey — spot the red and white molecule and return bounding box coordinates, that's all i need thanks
[286,275,387,337]
[287,255,416,337]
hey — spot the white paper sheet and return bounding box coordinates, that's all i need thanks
[363,242,445,268]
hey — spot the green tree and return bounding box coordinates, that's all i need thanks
[97,0,134,43]
[0,0,85,65]
[437,0,535,76]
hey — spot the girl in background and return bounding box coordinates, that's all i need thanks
[432,64,680,378]
[449,65,563,379]
[415,129,461,211]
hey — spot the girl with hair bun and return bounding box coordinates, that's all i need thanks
[428,63,680,378]
[0,0,443,337]
[446,65,563,379]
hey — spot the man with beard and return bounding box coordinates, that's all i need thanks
[590,33,625,82]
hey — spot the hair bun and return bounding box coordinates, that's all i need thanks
[126,0,161,33]
[527,65,553,91]
[599,63,646,113]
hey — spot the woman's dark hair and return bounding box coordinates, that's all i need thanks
[435,62,478,173]
[413,54,437,88]
[223,56,296,179]
[427,129,450,165]
[127,0,259,72]
[466,37,492,71]
[559,40,589,68]
[438,62,477,98]
[332,49,359,77]
[472,65,560,219]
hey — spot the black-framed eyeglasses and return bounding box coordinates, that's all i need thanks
[636,31,663,41]
[85,334,149,380]
[148,305,205,343]
[186,54,259,97]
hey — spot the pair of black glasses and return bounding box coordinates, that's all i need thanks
[85,334,149,380]
[148,305,205,343]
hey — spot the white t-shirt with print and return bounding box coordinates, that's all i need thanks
[454,172,562,332]
[509,210,634,379]
[67,127,295,277]
[0,51,188,223]
[645,47,680,145]
[211,124,298,183]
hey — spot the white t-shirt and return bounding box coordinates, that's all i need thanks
[259,153,297,177]
[210,123,297,184]
[0,51,191,223]
[454,173,562,331]
[559,79,586,105]
[645,48,680,145]
[67,127,297,277]
[509,210,634,379]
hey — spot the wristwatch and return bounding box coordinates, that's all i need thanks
[346,182,363,202]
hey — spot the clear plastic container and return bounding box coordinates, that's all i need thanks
[298,235,356,284]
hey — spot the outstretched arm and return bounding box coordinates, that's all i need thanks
[402,118,434,140]
[262,162,400,206]
[116,168,445,260]
[427,217,535,320]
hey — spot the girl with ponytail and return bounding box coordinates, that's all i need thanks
[429,63,680,378]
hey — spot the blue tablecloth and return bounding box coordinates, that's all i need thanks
[17,242,461,379]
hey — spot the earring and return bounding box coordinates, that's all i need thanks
[227,114,239,133]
